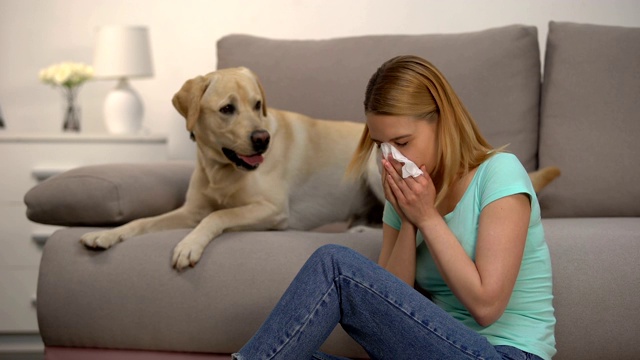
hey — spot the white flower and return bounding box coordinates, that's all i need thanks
[39,62,94,89]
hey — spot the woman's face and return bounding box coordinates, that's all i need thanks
[366,114,438,175]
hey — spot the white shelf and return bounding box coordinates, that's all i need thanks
[0,132,168,144]
[0,133,170,334]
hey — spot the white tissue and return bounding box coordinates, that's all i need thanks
[380,143,424,178]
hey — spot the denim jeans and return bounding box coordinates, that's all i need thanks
[233,244,542,360]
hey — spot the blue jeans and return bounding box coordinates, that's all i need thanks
[233,244,542,360]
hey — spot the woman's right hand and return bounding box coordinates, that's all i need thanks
[382,157,409,222]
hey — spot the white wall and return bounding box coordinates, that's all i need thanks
[2,0,639,159]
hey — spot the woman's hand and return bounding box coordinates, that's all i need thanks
[382,157,438,228]
[381,156,408,221]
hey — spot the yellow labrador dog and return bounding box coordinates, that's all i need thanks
[81,67,559,271]
[81,67,385,270]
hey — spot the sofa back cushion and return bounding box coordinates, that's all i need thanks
[539,22,640,217]
[217,25,541,171]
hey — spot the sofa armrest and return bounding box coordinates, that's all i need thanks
[24,161,194,226]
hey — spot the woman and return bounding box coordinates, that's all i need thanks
[233,55,555,360]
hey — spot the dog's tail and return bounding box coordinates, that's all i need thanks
[529,166,561,194]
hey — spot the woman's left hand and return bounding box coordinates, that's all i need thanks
[383,158,438,227]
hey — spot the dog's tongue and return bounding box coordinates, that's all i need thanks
[239,154,264,166]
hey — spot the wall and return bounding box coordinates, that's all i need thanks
[1,0,639,159]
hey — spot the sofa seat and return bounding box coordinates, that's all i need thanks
[36,218,640,359]
[542,218,640,358]
[37,228,380,359]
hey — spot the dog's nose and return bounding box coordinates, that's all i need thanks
[251,130,270,153]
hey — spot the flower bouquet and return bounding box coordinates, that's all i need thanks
[39,62,93,132]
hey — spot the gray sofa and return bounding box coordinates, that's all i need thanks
[25,22,640,359]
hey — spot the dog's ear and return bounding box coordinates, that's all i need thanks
[172,75,210,132]
[240,67,268,117]
[256,78,268,117]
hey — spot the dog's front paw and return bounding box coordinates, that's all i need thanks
[80,230,123,249]
[172,240,205,271]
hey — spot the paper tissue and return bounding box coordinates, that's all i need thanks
[380,143,424,178]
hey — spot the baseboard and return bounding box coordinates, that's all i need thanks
[0,334,44,360]
[0,352,44,360]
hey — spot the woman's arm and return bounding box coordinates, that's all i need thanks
[378,222,417,286]
[418,194,530,327]
[378,158,418,286]
[384,159,530,327]
[377,223,398,267]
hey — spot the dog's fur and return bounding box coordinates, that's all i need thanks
[81,67,560,271]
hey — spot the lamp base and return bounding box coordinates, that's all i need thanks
[103,78,144,134]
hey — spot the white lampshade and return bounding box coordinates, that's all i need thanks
[93,26,153,79]
[93,25,154,134]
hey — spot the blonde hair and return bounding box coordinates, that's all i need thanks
[347,55,497,206]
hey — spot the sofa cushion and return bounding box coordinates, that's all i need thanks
[44,347,228,360]
[24,162,194,226]
[37,228,381,358]
[538,22,640,217]
[217,25,541,171]
[543,218,640,359]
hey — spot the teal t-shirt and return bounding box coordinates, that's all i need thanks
[382,153,556,360]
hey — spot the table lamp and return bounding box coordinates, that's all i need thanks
[93,25,154,134]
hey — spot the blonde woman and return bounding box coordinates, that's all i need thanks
[233,55,555,360]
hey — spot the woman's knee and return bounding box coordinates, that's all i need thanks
[308,244,373,276]
[310,244,354,263]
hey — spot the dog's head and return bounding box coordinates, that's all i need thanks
[172,67,270,171]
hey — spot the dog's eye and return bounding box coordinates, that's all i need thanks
[254,101,262,112]
[220,104,236,115]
